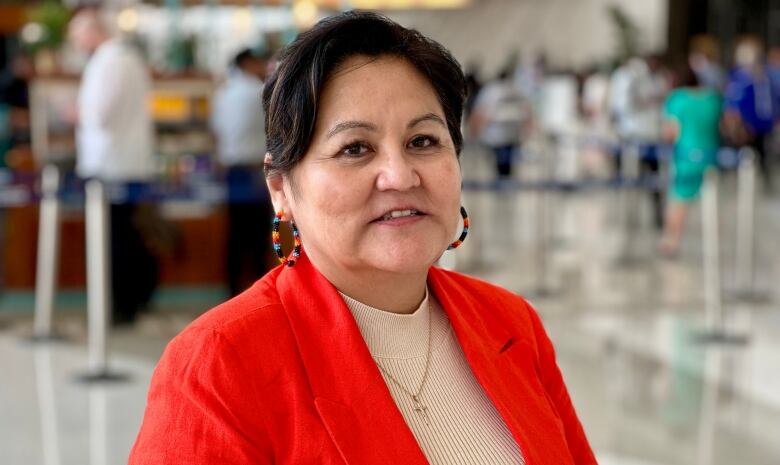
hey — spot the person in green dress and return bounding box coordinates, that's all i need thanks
[660,64,723,256]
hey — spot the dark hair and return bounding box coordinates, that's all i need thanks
[233,49,255,69]
[233,48,271,69]
[262,11,466,177]
[672,61,699,88]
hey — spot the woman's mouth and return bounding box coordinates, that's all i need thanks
[372,209,427,224]
[380,209,419,221]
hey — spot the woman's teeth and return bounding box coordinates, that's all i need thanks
[382,209,418,221]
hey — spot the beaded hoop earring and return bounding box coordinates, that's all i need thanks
[447,206,469,250]
[272,210,302,267]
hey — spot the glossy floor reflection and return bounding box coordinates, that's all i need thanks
[1,144,779,464]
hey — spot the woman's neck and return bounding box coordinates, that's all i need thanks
[336,275,427,314]
[308,253,429,314]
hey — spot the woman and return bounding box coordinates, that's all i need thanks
[129,12,595,465]
[660,64,722,256]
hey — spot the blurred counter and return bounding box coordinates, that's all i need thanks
[0,172,244,291]
[1,74,263,291]
[29,73,216,165]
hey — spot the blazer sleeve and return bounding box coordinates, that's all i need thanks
[128,328,273,465]
[527,303,599,465]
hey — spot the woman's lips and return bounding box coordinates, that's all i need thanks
[371,207,427,222]
[372,214,427,226]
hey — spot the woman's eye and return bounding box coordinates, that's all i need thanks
[409,135,439,149]
[340,142,370,157]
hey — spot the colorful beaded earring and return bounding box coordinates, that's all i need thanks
[272,210,302,267]
[447,206,469,250]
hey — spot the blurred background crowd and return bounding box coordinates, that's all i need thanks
[1,1,778,321]
[1,1,779,465]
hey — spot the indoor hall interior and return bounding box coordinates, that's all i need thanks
[3,0,780,464]
[2,139,780,465]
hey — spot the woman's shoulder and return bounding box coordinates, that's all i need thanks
[671,87,721,101]
[430,267,547,347]
[162,267,290,365]
[431,266,525,298]
[429,267,536,320]
[190,268,284,327]
[666,88,688,103]
[702,89,723,103]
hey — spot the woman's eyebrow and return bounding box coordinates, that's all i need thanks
[325,113,444,139]
[326,121,377,139]
[408,113,446,129]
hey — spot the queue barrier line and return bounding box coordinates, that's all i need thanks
[463,142,764,347]
[2,174,671,207]
[13,144,761,382]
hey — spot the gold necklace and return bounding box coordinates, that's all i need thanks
[374,307,433,426]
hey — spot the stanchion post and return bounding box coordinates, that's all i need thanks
[86,179,110,375]
[696,168,749,345]
[78,179,128,382]
[32,164,62,341]
[701,169,723,331]
[617,141,642,266]
[734,147,758,297]
[534,174,550,295]
[531,137,555,297]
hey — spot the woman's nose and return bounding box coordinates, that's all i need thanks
[375,148,421,191]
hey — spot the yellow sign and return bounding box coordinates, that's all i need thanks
[150,94,191,122]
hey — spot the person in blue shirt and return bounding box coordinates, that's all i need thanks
[768,46,780,111]
[723,37,779,191]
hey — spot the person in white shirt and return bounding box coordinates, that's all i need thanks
[69,8,158,325]
[469,68,525,178]
[612,57,668,144]
[211,49,274,296]
[610,55,670,228]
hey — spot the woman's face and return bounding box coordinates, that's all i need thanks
[268,55,462,277]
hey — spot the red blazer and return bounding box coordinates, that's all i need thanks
[129,253,597,465]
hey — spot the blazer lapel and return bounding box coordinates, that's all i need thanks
[428,267,576,465]
[276,253,429,465]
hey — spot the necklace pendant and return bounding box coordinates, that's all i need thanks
[412,395,431,426]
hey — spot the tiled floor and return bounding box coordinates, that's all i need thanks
[1,142,779,465]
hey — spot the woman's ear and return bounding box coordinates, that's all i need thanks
[264,152,290,219]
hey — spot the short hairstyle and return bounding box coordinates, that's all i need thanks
[233,47,272,69]
[689,34,720,62]
[672,61,699,88]
[233,49,255,69]
[734,35,765,68]
[68,6,109,38]
[262,11,466,178]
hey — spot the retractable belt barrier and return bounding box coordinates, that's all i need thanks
[1,142,761,381]
[459,140,765,331]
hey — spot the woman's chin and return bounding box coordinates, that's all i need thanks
[363,244,444,275]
